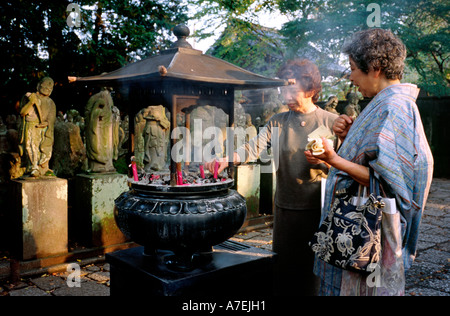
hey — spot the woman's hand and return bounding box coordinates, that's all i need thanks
[306,137,338,168]
[333,114,353,142]
[204,152,240,175]
[304,150,326,166]
[311,136,370,187]
[205,158,228,175]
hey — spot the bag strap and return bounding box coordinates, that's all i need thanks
[368,168,386,210]
[356,184,363,206]
[369,167,381,197]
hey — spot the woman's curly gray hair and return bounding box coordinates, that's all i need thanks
[343,28,407,80]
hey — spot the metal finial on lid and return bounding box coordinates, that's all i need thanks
[171,24,192,49]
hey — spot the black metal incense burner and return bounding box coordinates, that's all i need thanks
[73,24,286,271]
[114,179,247,270]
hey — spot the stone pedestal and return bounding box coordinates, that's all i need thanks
[234,164,260,218]
[106,242,276,296]
[11,177,68,260]
[74,173,129,247]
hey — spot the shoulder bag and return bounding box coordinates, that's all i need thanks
[310,168,384,273]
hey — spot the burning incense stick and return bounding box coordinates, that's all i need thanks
[130,156,138,181]
[199,164,205,178]
[176,162,183,185]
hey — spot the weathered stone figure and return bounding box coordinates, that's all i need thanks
[52,109,87,177]
[134,105,170,171]
[254,116,262,132]
[324,95,339,114]
[245,113,257,143]
[344,92,361,120]
[232,102,247,152]
[85,88,120,172]
[18,77,56,177]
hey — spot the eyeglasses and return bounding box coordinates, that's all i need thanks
[280,85,303,95]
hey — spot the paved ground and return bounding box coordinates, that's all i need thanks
[0,178,448,296]
[403,178,450,296]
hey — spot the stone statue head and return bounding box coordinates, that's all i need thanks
[37,77,54,97]
[326,95,338,108]
[347,92,359,105]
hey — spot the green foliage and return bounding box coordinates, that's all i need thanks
[113,156,129,174]
[207,18,284,77]
[396,0,450,96]
[190,0,449,97]
[188,0,286,77]
[216,0,256,14]
[0,0,188,114]
[279,0,449,96]
[2,0,447,115]
[0,0,50,101]
[78,0,188,72]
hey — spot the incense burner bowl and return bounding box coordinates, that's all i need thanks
[114,179,247,270]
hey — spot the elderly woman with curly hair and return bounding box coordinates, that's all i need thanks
[308,28,434,296]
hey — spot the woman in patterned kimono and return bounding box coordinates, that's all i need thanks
[309,28,434,295]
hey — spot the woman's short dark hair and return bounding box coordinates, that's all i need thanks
[342,28,406,80]
[277,59,322,103]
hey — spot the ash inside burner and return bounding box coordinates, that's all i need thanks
[131,169,230,186]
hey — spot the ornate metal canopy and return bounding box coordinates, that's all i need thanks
[69,25,287,184]
[70,25,287,90]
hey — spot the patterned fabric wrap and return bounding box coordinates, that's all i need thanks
[310,175,384,273]
[314,84,434,294]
